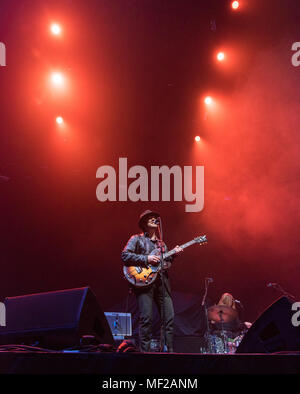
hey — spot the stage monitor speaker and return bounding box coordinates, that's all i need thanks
[0,286,115,349]
[236,296,300,353]
[174,336,207,353]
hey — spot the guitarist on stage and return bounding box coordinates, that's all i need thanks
[121,209,183,353]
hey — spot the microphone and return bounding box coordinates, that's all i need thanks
[154,218,160,225]
[205,277,213,283]
[267,283,278,288]
[234,299,244,309]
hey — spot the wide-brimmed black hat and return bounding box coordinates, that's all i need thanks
[138,209,160,230]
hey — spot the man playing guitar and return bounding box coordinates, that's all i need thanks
[121,209,183,353]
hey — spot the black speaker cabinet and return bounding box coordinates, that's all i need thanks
[0,287,115,348]
[236,296,300,353]
[174,336,207,353]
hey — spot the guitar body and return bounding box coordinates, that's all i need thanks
[123,248,165,287]
[122,235,207,288]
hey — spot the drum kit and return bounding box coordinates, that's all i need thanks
[202,305,245,354]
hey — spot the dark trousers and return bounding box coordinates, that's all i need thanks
[135,276,174,352]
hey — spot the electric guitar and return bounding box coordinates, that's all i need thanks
[123,235,207,287]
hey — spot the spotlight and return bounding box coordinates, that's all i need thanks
[50,23,62,35]
[56,116,64,125]
[217,52,225,61]
[231,1,240,10]
[195,136,201,142]
[204,96,213,105]
[51,72,64,86]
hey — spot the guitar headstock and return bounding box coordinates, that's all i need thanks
[194,235,207,244]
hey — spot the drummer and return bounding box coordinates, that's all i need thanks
[209,293,250,337]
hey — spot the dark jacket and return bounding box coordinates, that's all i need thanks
[121,232,173,293]
[121,232,173,266]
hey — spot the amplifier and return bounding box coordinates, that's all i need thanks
[104,312,132,339]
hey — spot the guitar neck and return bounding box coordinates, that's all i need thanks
[164,239,196,259]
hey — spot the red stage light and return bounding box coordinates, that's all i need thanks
[51,72,64,86]
[56,116,64,125]
[195,136,201,142]
[231,1,240,10]
[50,23,62,35]
[217,52,225,61]
[204,96,213,105]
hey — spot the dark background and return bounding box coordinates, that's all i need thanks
[0,0,299,323]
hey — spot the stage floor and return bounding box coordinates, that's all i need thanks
[0,351,299,374]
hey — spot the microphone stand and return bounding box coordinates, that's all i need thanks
[270,283,296,301]
[201,278,212,353]
[157,217,168,352]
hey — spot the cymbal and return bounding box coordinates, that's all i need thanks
[208,305,238,323]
